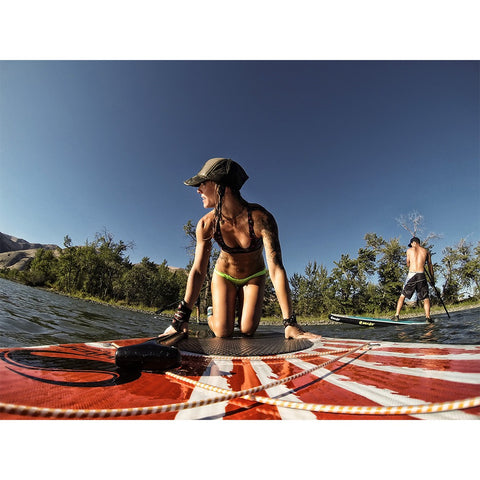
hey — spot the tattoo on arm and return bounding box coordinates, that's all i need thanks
[262,213,283,267]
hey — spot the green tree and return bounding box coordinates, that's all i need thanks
[54,230,132,300]
[365,233,406,311]
[92,231,132,300]
[262,275,280,317]
[471,242,480,297]
[55,235,78,293]
[122,257,159,307]
[295,261,330,316]
[156,260,187,310]
[28,248,58,286]
[329,246,376,314]
[289,272,302,313]
[441,239,480,302]
[121,258,187,310]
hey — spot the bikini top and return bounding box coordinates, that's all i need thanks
[213,204,264,254]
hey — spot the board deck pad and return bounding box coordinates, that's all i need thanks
[177,334,313,356]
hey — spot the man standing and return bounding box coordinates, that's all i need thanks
[392,237,435,323]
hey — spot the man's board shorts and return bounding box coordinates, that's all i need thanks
[401,272,429,301]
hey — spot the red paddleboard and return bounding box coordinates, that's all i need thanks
[1,333,479,420]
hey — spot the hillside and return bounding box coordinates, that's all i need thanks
[0,232,183,273]
[0,233,59,271]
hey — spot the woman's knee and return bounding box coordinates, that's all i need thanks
[239,325,256,336]
[211,325,234,338]
[208,316,234,338]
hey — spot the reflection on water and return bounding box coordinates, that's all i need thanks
[1,277,479,348]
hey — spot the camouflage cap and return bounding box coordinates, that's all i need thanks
[184,158,248,190]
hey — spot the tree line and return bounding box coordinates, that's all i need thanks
[283,234,480,318]
[0,231,188,313]
[1,228,479,319]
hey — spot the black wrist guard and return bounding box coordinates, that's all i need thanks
[171,301,192,332]
[283,314,298,328]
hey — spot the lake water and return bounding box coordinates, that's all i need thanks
[1,277,479,348]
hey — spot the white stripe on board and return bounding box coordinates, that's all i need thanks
[174,359,233,420]
[321,337,480,350]
[363,350,480,361]
[289,357,479,420]
[249,360,317,419]
[325,355,480,384]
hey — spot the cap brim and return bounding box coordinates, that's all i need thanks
[184,175,205,187]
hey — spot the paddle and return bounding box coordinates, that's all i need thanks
[115,331,186,371]
[425,270,450,318]
[155,300,180,314]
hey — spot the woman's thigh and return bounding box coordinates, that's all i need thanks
[209,272,238,337]
[239,276,265,336]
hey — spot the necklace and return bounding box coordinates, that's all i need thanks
[221,207,245,226]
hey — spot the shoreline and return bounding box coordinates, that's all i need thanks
[261,302,480,326]
[3,277,479,325]
[30,287,480,325]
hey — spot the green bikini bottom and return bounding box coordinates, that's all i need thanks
[214,268,268,287]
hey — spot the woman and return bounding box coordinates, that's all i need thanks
[163,157,319,340]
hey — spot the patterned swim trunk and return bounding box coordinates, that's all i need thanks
[401,272,429,301]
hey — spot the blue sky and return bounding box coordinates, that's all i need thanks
[1,60,479,280]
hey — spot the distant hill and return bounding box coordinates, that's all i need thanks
[0,233,59,253]
[0,232,184,273]
[0,232,59,271]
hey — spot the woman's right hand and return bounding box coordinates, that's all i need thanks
[159,323,188,337]
[158,301,191,337]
